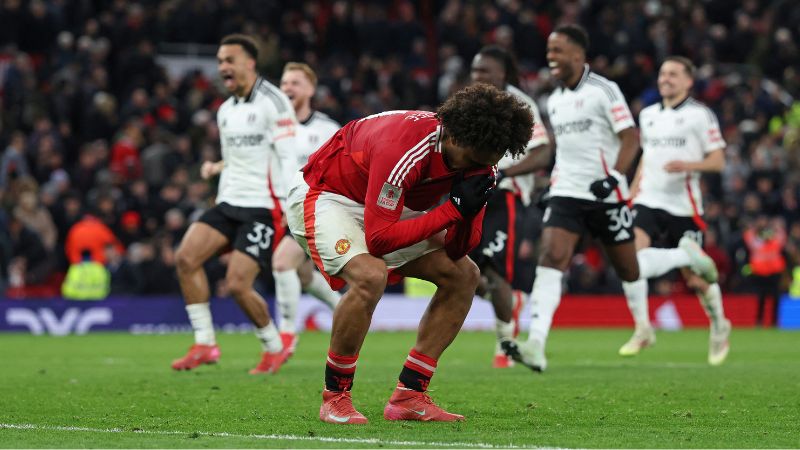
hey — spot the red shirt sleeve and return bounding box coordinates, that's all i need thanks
[444,207,485,260]
[363,139,462,257]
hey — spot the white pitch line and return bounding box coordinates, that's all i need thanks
[0,423,537,449]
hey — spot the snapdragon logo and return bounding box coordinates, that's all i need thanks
[224,134,265,147]
[645,137,687,147]
[553,119,592,136]
[5,307,112,336]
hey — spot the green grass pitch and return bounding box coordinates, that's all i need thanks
[1,328,798,448]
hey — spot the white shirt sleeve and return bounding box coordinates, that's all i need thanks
[266,93,300,196]
[698,107,726,154]
[529,102,550,149]
[602,83,635,134]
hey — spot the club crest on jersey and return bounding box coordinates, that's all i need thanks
[335,239,351,255]
[377,182,402,210]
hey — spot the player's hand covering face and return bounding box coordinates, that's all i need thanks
[449,172,496,218]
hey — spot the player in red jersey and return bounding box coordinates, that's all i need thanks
[285,84,533,424]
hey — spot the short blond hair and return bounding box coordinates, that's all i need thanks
[283,62,318,87]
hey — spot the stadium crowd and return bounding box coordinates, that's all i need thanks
[1,0,799,304]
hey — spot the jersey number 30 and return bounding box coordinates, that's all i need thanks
[605,205,633,232]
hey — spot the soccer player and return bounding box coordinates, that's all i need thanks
[272,62,342,357]
[170,34,298,374]
[505,25,717,372]
[286,84,533,424]
[469,45,551,368]
[619,56,731,365]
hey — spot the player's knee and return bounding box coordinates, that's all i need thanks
[539,251,569,270]
[175,248,199,274]
[436,258,480,295]
[460,258,481,291]
[226,274,252,299]
[349,263,388,301]
[271,255,293,272]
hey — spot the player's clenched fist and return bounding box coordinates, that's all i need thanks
[449,173,495,217]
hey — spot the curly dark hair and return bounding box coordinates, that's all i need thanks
[436,83,533,159]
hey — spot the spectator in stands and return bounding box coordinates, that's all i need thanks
[64,214,124,266]
[8,215,55,288]
[61,249,111,301]
[743,216,787,326]
[0,210,11,291]
[12,181,57,251]
[0,132,29,190]
[118,211,145,248]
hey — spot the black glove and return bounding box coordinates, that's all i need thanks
[449,173,495,217]
[589,175,619,199]
[495,169,508,186]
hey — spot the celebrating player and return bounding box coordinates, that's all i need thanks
[286,84,533,423]
[272,62,342,357]
[171,34,298,374]
[469,45,551,368]
[505,25,717,372]
[619,56,731,365]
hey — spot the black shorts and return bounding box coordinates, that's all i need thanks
[543,196,635,245]
[198,202,283,268]
[470,190,533,291]
[633,204,703,247]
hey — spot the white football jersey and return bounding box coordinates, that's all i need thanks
[635,97,725,216]
[287,111,340,174]
[547,65,636,203]
[216,77,299,209]
[499,84,550,206]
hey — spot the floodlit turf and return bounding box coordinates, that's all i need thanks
[1,328,798,448]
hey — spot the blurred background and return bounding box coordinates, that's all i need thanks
[1,0,799,329]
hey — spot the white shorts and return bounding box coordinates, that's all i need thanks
[286,172,443,289]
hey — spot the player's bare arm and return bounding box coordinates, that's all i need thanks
[629,159,644,199]
[664,148,725,173]
[500,143,552,177]
[200,160,225,180]
[613,127,639,174]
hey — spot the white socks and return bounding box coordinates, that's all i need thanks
[699,283,726,332]
[495,318,514,354]
[273,269,302,334]
[637,247,691,279]
[625,274,725,333]
[255,320,283,353]
[186,303,283,353]
[527,266,563,343]
[304,271,341,310]
[275,269,340,334]
[622,279,651,329]
[186,303,216,345]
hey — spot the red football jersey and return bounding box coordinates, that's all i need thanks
[302,110,492,259]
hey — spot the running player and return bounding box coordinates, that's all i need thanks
[619,56,731,365]
[469,45,551,368]
[504,25,718,372]
[171,34,298,374]
[286,84,533,423]
[272,62,342,357]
